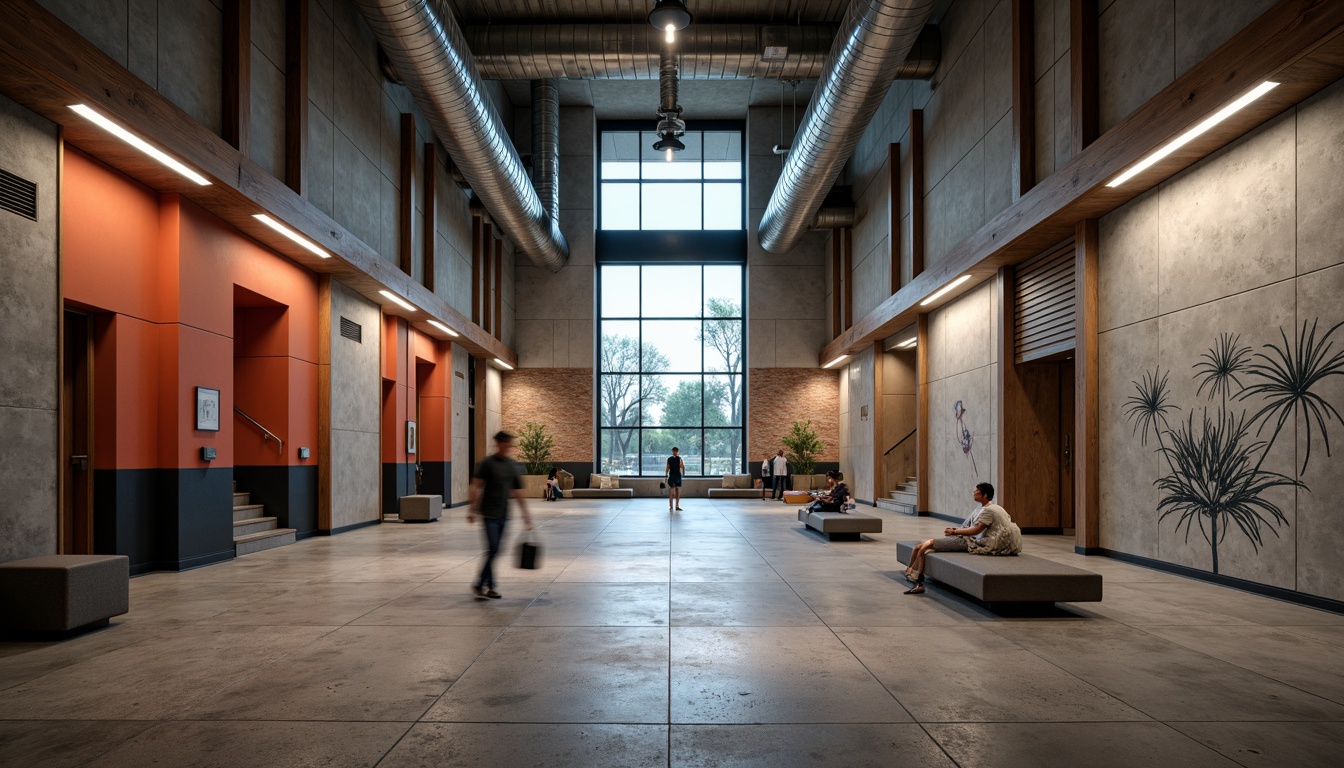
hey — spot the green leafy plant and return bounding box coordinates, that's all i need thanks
[517,421,555,475]
[781,420,825,476]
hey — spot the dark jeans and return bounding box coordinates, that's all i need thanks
[772,475,789,499]
[477,516,507,590]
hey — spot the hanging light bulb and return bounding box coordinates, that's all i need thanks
[649,1,693,37]
[665,146,674,162]
[665,23,676,43]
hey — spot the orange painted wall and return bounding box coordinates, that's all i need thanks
[379,318,452,465]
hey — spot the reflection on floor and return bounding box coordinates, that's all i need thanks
[2,498,1342,767]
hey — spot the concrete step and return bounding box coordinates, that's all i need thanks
[895,484,917,494]
[875,498,918,515]
[888,490,918,505]
[233,492,250,506]
[234,528,296,556]
[233,503,265,522]
[233,516,278,537]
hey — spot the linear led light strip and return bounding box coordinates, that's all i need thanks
[253,214,331,258]
[919,274,972,307]
[70,105,211,186]
[493,358,514,370]
[1106,81,1279,188]
[379,290,416,312]
[896,337,917,349]
[427,320,459,337]
[822,355,848,369]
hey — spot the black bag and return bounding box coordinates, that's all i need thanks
[516,538,542,570]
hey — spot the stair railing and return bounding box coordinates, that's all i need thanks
[883,427,917,456]
[234,407,284,455]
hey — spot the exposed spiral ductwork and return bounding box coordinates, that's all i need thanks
[354,0,568,272]
[758,0,937,253]
[464,24,939,81]
[530,79,559,224]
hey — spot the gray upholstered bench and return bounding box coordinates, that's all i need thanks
[571,488,635,499]
[896,541,1102,606]
[0,554,130,636]
[798,508,883,540]
[708,488,763,499]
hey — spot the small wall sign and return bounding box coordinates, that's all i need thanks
[196,387,221,431]
[407,420,417,455]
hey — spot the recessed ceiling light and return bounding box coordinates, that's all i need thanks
[428,319,459,337]
[70,104,211,186]
[253,214,331,258]
[378,290,416,312]
[919,275,973,307]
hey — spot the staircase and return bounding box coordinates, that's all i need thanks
[875,476,920,516]
[232,482,296,556]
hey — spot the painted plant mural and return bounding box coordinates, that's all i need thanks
[1124,321,1344,574]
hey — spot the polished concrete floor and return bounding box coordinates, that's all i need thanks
[2,498,1343,767]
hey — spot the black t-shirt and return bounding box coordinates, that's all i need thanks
[666,455,684,480]
[473,454,522,518]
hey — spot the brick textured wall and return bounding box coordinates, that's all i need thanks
[749,368,840,464]
[502,369,593,462]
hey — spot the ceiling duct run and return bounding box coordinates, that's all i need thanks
[355,0,568,272]
[464,24,938,81]
[531,78,560,224]
[758,0,937,253]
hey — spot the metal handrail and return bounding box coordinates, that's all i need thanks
[234,407,284,455]
[883,428,917,456]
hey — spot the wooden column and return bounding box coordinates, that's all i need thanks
[888,142,902,294]
[471,215,483,326]
[422,142,437,291]
[1012,0,1036,199]
[284,0,307,194]
[909,109,925,279]
[841,228,853,331]
[1071,0,1100,155]
[915,313,930,512]
[996,266,1025,514]
[493,237,503,341]
[872,340,886,503]
[398,113,414,275]
[223,0,251,153]
[831,230,842,338]
[316,274,332,530]
[1073,219,1100,552]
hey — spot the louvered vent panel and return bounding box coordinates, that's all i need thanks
[1014,240,1076,363]
[339,317,362,343]
[0,167,38,221]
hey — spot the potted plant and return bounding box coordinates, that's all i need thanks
[781,419,826,491]
[516,421,555,498]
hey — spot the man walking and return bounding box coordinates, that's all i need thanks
[468,431,533,599]
[666,446,685,513]
[771,449,790,500]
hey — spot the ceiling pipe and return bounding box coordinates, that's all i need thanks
[355,0,568,272]
[463,24,939,81]
[530,79,560,224]
[758,0,937,253]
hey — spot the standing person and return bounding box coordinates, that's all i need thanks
[468,431,534,599]
[760,454,773,500]
[771,449,790,500]
[666,446,685,513]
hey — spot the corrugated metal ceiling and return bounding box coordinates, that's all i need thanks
[446,0,851,25]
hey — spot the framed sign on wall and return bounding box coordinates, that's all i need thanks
[196,387,221,431]
[407,421,417,454]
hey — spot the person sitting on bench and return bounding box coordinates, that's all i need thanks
[903,481,1021,594]
[808,470,850,512]
[544,467,564,501]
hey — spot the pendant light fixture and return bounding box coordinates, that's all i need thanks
[648,0,692,43]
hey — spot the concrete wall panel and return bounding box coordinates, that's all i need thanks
[1173,0,1275,77]
[1098,0,1173,133]
[158,0,224,135]
[1098,186,1159,332]
[1296,78,1344,276]
[1097,318,1161,556]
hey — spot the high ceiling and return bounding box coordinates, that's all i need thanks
[446,0,851,25]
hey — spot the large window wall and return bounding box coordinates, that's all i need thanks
[599,130,744,231]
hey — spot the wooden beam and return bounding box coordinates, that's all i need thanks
[317,274,332,531]
[1073,218,1099,551]
[398,113,414,275]
[915,313,930,512]
[888,142,901,294]
[1071,0,1100,155]
[284,0,308,195]
[493,237,503,341]
[909,109,925,279]
[817,0,1344,366]
[872,340,886,504]
[223,0,251,153]
[1012,0,1036,198]
[841,228,853,331]
[0,0,515,364]
[422,141,437,291]
[831,230,841,338]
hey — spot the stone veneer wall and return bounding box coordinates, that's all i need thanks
[501,369,594,462]
[748,369,840,466]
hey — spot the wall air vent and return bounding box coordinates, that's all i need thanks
[0,167,38,221]
[339,317,362,343]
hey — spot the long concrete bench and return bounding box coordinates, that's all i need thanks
[707,488,764,499]
[0,554,130,636]
[570,488,635,499]
[896,541,1102,606]
[798,508,883,540]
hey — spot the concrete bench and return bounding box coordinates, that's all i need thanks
[399,494,442,522]
[0,554,130,636]
[571,488,635,499]
[896,541,1102,606]
[707,488,764,499]
[798,508,883,540]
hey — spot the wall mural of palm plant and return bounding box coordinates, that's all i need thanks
[1124,321,1344,575]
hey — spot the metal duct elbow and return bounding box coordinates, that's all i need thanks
[758,0,937,253]
[531,79,559,224]
[810,206,856,230]
[355,0,568,272]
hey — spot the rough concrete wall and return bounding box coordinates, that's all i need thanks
[485,365,502,444]
[747,107,829,368]
[1033,0,1072,180]
[0,95,59,562]
[925,279,999,518]
[450,343,469,501]
[515,106,596,369]
[1097,0,1276,133]
[37,0,224,135]
[501,369,594,462]
[1097,78,1344,600]
[329,280,380,529]
[249,0,286,179]
[747,369,841,466]
[838,348,876,502]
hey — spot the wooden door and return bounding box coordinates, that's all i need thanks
[61,310,93,553]
[1059,362,1076,531]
